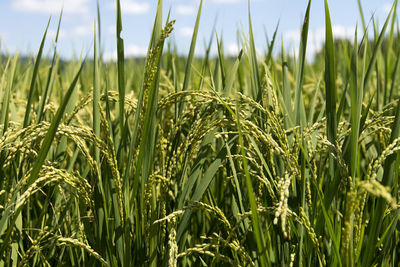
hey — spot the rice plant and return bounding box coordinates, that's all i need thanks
[0,0,400,266]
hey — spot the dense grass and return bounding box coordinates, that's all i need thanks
[1,0,400,266]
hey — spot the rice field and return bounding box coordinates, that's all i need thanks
[1,0,400,266]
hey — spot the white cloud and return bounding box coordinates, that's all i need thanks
[46,25,92,41]
[383,2,393,14]
[176,5,195,15]
[126,45,147,57]
[70,25,93,37]
[1,44,18,54]
[332,25,355,40]
[104,44,147,61]
[107,25,116,35]
[283,25,356,58]
[226,43,240,56]
[103,51,117,61]
[12,0,89,14]
[47,29,67,39]
[109,0,149,14]
[0,32,8,42]
[283,30,300,44]
[179,27,194,37]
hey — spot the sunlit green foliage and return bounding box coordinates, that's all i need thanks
[0,0,400,266]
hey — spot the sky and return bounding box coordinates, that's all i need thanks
[0,0,395,60]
